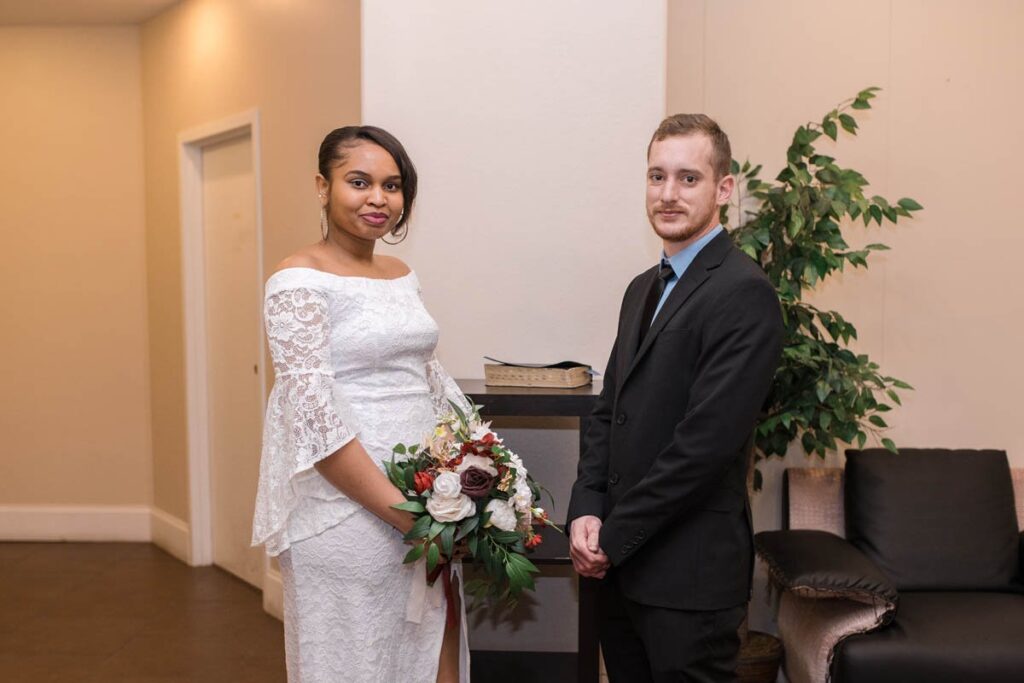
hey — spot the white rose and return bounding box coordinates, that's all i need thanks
[432,471,462,499]
[426,493,475,523]
[484,499,519,532]
[512,476,533,512]
[456,454,498,477]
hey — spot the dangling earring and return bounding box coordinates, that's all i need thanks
[319,193,329,240]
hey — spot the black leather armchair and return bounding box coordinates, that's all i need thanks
[755,449,1024,683]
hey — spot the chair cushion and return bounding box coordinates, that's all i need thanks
[845,449,1018,590]
[831,591,1024,683]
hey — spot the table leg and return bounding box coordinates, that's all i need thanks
[576,416,600,683]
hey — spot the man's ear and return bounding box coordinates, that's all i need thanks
[716,174,735,206]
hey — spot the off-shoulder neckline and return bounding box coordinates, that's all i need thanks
[269,266,416,283]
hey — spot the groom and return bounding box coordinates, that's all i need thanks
[568,114,783,682]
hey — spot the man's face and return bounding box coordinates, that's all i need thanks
[646,134,734,249]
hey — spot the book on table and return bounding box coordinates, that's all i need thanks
[482,356,593,388]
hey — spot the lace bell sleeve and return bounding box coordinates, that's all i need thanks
[251,285,357,552]
[427,353,473,419]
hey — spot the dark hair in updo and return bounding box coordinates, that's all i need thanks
[318,126,418,240]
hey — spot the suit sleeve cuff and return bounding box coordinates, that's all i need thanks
[567,488,607,526]
[599,520,648,567]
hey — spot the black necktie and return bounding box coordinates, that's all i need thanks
[639,261,675,345]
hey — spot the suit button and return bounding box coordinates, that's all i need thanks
[615,413,627,425]
[609,473,620,485]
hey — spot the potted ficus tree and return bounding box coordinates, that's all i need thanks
[725,88,923,682]
[725,87,921,490]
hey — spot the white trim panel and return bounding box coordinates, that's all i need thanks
[150,507,191,564]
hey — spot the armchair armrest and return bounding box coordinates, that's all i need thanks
[755,529,897,610]
[756,529,900,683]
[1019,530,1024,578]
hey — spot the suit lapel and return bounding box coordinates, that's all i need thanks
[620,230,733,388]
[622,265,662,363]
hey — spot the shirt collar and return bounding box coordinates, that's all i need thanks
[661,224,724,279]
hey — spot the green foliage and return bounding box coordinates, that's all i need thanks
[721,89,922,488]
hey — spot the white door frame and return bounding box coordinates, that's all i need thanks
[178,109,266,566]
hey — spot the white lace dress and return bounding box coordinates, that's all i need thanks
[251,267,471,683]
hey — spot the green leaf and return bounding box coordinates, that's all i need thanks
[838,113,858,133]
[856,431,867,449]
[455,515,479,542]
[868,415,888,428]
[440,523,456,557]
[426,542,440,573]
[897,197,923,211]
[788,211,805,238]
[891,379,914,390]
[491,530,522,545]
[392,500,426,514]
[851,99,871,110]
[428,519,446,541]
[403,514,432,542]
[882,438,898,454]
[886,389,902,406]
[467,534,479,557]
[822,119,838,140]
[403,543,425,564]
[393,443,407,455]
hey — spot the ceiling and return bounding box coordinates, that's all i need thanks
[0,0,181,25]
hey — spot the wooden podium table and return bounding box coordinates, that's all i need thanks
[456,379,602,683]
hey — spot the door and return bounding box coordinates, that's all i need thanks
[201,133,265,587]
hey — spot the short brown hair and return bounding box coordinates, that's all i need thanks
[648,114,732,179]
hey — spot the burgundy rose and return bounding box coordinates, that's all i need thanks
[459,466,495,498]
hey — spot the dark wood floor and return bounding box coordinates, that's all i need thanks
[2,542,587,682]
[1,542,286,683]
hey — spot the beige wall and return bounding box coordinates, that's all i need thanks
[0,27,152,506]
[140,0,361,521]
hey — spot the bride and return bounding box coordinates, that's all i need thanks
[252,125,470,682]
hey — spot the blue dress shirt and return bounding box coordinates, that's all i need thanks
[651,224,724,322]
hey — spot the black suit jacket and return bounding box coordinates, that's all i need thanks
[567,229,783,610]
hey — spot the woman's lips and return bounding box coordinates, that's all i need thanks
[360,213,388,226]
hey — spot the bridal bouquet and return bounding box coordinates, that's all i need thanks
[386,399,559,603]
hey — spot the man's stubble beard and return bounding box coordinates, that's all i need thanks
[649,206,718,244]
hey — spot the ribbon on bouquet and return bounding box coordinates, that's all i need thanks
[404,558,461,627]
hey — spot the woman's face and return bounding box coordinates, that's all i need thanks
[318,141,404,242]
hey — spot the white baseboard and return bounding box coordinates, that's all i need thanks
[263,566,284,621]
[150,507,192,565]
[0,504,152,542]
